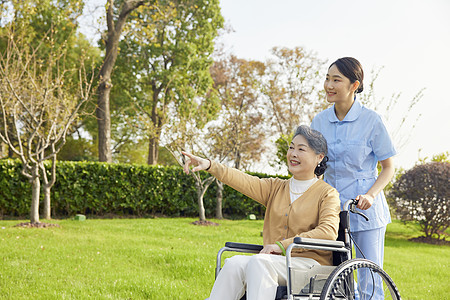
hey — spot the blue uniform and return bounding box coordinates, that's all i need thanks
[311,99,396,232]
[311,99,396,300]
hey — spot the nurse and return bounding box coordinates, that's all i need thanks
[311,57,396,299]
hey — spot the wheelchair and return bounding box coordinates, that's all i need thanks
[215,199,401,299]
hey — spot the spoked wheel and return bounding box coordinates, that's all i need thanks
[320,259,401,300]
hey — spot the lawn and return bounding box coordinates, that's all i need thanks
[0,218,448,299]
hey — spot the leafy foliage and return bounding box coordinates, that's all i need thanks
[57,136,98,162]
[390,161,449,240]
[418,151,449,164]
[111,0,224,164]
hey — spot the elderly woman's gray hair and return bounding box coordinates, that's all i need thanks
[293,125,329,176]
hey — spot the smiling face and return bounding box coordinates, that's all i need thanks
[324,64,359,105]
[287,134,324,180]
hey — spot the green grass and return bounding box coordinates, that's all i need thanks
[0,218,448,299]
[384,221,449,299]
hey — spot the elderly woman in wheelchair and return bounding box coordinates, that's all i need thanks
[184,125,401,300]
[183,125,341,300]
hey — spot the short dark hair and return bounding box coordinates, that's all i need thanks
[329,57,364,94]
[293,125,329,176]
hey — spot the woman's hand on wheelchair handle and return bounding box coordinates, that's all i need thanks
[260,244,282,255]
[355,194,374,210]
[182,151,211,174]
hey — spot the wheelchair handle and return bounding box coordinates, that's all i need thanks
[343,199,369,222]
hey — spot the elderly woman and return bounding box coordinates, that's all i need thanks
[183,125,340,300]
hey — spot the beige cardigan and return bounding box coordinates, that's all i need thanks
[209,161,341,266]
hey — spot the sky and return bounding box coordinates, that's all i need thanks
[80,0,450,172]
[217,0,450,171]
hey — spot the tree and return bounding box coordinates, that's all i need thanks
[390,161,449,241]
[149,1,224,220]
[164,112,217,222]
[0,23,94,223]
[0,0,99,221]
[0,0,96,159]
[96,0,151,162]
[111,0,224,164]
[207,55,266,218]
[209,55,266,169]
[261,47,327,169]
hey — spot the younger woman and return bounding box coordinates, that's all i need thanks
[183,125,340,300]
[311,57,396,299]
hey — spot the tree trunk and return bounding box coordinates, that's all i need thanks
[234,150,241,169]
[147,136,159,165]
[40,149,57,220]
[43,186,51,220]
[97,84,112,162]
[30,166,40,224]
[97,0,145,162]
[194,176,215,222]
[147,85,162,165]
[196,182,206,222]
[215,180,224,219]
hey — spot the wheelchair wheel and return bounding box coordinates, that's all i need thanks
[320,258,401,300]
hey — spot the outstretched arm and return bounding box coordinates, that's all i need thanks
[182,151,211,174]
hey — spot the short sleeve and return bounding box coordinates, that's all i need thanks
[371,115,397,161]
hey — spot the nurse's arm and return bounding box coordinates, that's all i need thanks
[356,157,395,210]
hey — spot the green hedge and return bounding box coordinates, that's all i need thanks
[0,159,288,219]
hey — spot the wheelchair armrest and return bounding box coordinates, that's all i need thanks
[293,237,345,248]
[215,242,263,279]
[224,242,263,252]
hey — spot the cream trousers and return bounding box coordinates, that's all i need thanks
[208,254,320,300]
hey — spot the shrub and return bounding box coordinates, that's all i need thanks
[390,162,449,240]
[0,159,286,219]
[0,159,31,216]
